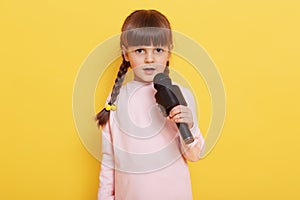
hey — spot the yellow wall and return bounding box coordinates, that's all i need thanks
[1,0,300,199]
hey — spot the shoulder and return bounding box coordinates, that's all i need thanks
[115,80,151,102]
[172,82,194,100]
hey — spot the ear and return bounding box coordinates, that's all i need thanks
[166,50,171,60]
[121,45,129,62]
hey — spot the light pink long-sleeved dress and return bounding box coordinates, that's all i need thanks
[98,80,204,200]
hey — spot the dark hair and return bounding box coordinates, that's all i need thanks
[95,9,173,127]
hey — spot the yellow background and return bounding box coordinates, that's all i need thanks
[1,0,300,199]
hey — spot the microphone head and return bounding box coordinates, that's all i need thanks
[153,73,172,88]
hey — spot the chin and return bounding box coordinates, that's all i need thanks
[136,75,156,83]
[134,77,154,83]
[143,79,154,83]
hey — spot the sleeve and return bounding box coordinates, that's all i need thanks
[97,122,115,200]
[178,86,205,161]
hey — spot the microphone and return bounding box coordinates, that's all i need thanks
[153,73,194,144]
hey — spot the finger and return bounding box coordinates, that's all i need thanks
[179,112,193,119]
[174,117,194,129]
[170,109,192,120]
[171,112,191,121]
[170,110,193,125]
[169,105,187,117]
[174,116,192,123]
[169,106,181,117]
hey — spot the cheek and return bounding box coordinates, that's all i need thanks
[158,66,167,73]
[158,57,169,66]
[161,54,170,63]
[130,61,140,69]
[129,58,144,68]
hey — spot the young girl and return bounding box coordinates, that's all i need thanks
[96,9,205,200]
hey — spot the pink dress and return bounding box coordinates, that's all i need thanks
[98,80,204,200]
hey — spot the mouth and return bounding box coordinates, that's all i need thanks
[143,67,156,74]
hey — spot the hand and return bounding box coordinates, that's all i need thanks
[168,105,194,129]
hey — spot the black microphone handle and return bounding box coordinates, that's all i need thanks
[177,123,195,144]
[168,85,194,144]
[153,73,195,144]
[154,85,195,144]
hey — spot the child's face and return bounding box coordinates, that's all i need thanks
[123,45,170,83]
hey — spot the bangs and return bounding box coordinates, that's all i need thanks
[121,27,172,47]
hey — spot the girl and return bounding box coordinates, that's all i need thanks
[96,9,204,200]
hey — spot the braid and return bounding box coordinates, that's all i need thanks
[164,61,170,75]
[109,57,130,104]
[95,56,130,127]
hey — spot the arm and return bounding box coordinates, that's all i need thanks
[179,124,205,162]
[168,87,205,162]
[97,123,115,200]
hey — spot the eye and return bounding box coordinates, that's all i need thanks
[135,49,145,54]
[154,48,166,53]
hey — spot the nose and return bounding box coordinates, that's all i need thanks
[144,51,154,63]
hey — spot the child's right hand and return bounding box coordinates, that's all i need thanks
[167,105,194,129]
